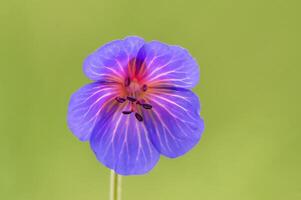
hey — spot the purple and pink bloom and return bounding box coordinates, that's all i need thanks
[67,36,204,175]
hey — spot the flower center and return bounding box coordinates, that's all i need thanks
[114,77,152,122]
[126,78,141,97]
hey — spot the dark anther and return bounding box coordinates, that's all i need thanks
[125,77,131,87]
[115,97,126,103]
[127,96,136,102]
[122,111,132,114]
[135,113,143,122]
[142,103,152,109]
[136,101,142,105]
[142,84,147,92]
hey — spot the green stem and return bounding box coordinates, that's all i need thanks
[110,170,122,200]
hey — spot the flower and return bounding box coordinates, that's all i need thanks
[67,36,204,175]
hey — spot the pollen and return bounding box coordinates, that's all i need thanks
[117,77,153,121]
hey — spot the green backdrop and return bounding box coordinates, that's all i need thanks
[1,0,300,199]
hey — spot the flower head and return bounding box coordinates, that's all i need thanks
[67,36,204,175]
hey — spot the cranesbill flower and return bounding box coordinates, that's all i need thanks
[67,36,204,175]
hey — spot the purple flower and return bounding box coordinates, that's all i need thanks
[67,36,204,175]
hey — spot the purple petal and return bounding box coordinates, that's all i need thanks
[143,88,204,158]
[67,82,119,141]
[90,103,160,175]
[138,41,200,89]
[83,36,145,82]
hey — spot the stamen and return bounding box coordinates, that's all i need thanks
[142,103,152,109]
[142,84,147,92]
[122,111,132,114]
[127,96,137,102]
[125,77,131,87]
[115,97,126,103]
[135,113,143,122]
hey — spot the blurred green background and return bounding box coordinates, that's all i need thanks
[1,0,300,199]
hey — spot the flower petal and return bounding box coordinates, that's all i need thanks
[143,88,204,158]
[136,41,200,88]
[90,103,160,175]
[83,36,145,82]
[67,82,119,141]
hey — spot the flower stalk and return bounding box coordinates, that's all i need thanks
[110,170,122,200]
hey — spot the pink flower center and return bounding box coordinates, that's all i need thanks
[114,77,152,122]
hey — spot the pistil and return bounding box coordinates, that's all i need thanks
[118,78,152,121]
